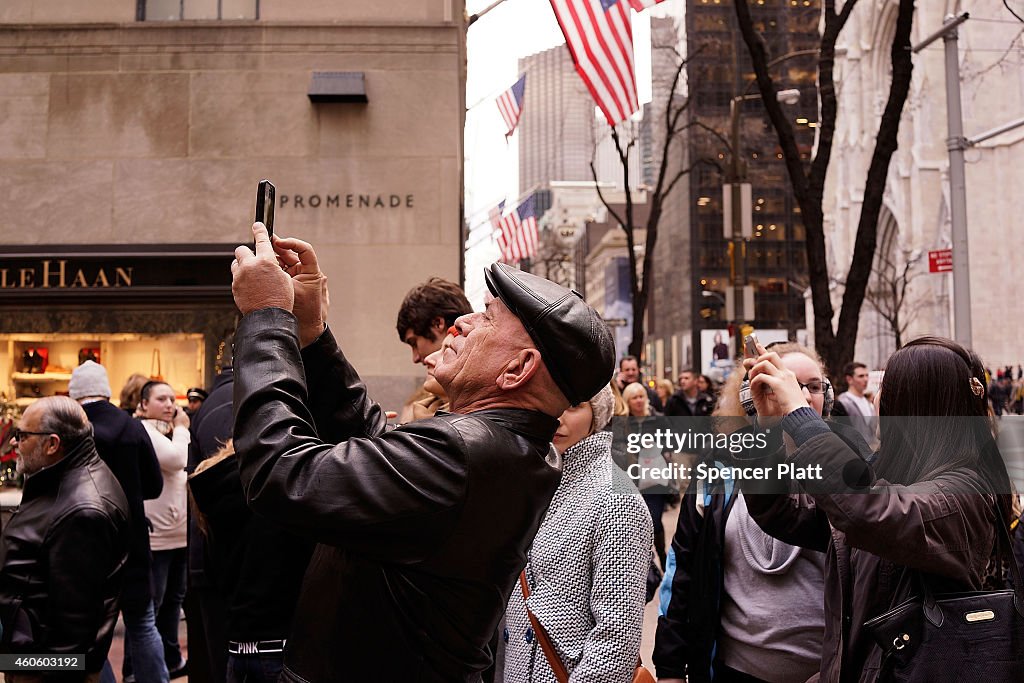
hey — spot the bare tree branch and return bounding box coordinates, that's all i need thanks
[834,0,914,356]
[589,161,626,229]
[686,121,732,152]
[734,0,913,380]
[586,35,705,358]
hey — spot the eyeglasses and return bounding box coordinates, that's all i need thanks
[798,380,829,395]
[11,429,54,443]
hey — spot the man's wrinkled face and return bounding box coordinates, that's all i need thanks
[13,404,56,476]
[620,360,640,383]
[847,367,870,394]
[403,323,445,365]
[422,350,444,397]
[432,294,531,399]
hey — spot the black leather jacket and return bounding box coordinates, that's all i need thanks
[233,308,562,682]
[0,437,130,677]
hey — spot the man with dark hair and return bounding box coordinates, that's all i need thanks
[230,225,615,682]
[396,277,473,364]
[836,361,877,448]
[69,361,167,683]
[616,355,664,412]
[0,396,131,683]
[665,368,714,417]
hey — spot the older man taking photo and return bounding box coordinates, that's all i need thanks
[230,224,614,682]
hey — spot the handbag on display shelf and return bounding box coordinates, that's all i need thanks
[519,572,656,683]
[863,510,1024,681]
[150,349,164,381]
[78,348,100,366]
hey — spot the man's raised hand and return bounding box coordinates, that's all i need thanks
[273,234,329,347]
[232,223,295,315]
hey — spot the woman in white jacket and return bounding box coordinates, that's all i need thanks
[134,380,190,679]
[504,384,654,682]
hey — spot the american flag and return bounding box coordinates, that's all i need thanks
[626,0,665,9]
[489,201,511,262]
[496,75,526,138]
[548,0,641,125]
[495,195,539,263]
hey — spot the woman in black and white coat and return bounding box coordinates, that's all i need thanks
[504,384,653,682]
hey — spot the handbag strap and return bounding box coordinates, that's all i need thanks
[519,571,570,683]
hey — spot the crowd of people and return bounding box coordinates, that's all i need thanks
[1,222,1022,683]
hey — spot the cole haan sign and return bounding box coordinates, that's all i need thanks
[0,260,134,289]
[0,245,234,302]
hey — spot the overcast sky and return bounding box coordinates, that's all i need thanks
[462,0,682,302]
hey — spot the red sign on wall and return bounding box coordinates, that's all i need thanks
[928,249,953,273]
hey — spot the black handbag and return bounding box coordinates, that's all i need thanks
[863,512,1024,681]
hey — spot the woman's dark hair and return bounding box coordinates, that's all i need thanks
[874,337,1012,522]
[140,380,172,403]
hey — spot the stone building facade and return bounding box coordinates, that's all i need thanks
[0,0,466,411]
[824,0,1024,369]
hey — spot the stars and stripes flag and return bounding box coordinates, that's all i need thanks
[548,0,645,126]
[494,195,539,263]
[625,0,665,10]
[548,0,634,125]
[496,75,527,138]
[489,201,510,261]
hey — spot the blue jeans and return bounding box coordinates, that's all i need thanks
[121,596,170,683]
[227,654,284,683]
[151,547,188,671]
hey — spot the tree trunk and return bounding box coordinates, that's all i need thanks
[827,0,915,377]
[735,0,914,380]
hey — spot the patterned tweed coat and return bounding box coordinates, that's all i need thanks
[504,431,654,682]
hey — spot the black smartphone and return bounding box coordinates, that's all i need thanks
[255,179,276,247]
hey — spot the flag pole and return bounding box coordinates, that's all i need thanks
[468,0,510,27]
[466,72,527,112]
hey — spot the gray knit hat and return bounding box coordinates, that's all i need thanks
[589,383,615,433]
[68,360,111,400]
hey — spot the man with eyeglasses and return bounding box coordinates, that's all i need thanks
[0,396,130,683]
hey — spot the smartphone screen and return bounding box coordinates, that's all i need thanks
[255,179,276,247]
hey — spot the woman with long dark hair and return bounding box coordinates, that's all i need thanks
[740,336,1015,681]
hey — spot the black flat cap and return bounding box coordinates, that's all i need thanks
[484,263,615,405]
[186,387,209,401]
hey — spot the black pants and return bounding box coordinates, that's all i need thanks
[642,492,668,569]
[713,662,770,683]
